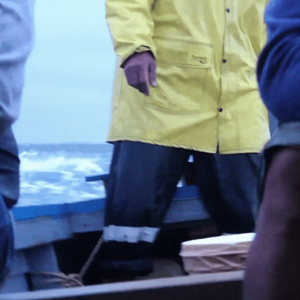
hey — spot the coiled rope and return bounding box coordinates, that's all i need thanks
[29,236,103,288]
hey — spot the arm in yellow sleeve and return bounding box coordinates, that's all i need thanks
[105,0,156,64]
[259,0,270,54]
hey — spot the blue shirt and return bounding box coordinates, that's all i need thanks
[258,0,300,123]
[0,0,34,133]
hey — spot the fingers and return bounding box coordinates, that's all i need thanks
[124,66,140,90]
[123,52,157,96]
[125,65,150,96]
[139,67,150,96]
[125,65,149,95]
[149,62,157,87]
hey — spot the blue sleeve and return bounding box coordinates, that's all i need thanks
[0,0,34,133]
[257,0,300,123]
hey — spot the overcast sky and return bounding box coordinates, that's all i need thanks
[13,0,115,144]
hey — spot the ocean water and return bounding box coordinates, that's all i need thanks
[17,144,113,207]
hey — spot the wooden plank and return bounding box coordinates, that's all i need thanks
[67,200,105,216]
[13,199,106,222]
[70,197,209,234]
[13,204,69,222]
[14,217,72,250]
[0,271,244,300]
[69,212,104,233]
[12,186,204,223]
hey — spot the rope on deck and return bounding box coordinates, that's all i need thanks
[29,236,104,288]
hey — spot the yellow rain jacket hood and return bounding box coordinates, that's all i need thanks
[105,0,270,154]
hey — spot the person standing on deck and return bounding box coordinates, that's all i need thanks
[97,0,270,279]
[0,0,34,286]
[243,0,300,299]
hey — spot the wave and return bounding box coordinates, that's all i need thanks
[17,147,111,206]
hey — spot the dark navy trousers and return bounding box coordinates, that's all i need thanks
[97,141,260,277]
[0,127,20,286]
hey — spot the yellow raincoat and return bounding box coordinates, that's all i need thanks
[105,0,270,154]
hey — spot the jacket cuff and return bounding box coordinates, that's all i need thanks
[120,45,155,68]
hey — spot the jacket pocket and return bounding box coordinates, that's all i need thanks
[146,37,214,113]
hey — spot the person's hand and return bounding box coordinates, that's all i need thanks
[123,51,157,96]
